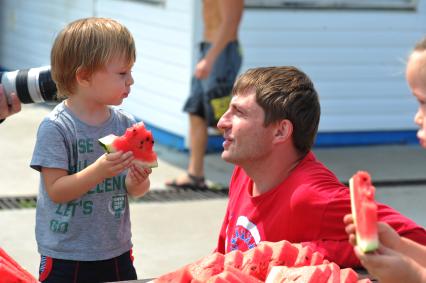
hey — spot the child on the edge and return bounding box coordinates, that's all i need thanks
[30,17,151,282]
[344,37,426,283]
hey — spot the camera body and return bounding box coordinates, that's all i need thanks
[0,66,58,104]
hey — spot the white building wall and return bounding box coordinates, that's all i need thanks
[94,0,196,137]
[0,0,195,139]
[239,2,426,132]
[0,0,93,68]
[1,0,426,145]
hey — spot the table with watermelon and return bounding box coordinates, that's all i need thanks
[147,240,374,283]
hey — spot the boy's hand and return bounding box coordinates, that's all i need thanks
[126,164,152,187]
[344,214,401,250]
[94,151,134,179]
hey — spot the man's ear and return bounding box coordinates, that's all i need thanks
[273,119,293,144]
[75,67,91,87]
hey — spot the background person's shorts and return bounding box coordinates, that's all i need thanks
[183,41,242,126]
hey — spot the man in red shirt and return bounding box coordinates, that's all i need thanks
[215,66,426,267]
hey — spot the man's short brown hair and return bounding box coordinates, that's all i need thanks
[50,17,136,98]
[232,66,320,154]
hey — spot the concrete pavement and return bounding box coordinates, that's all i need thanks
[0,104,425,280]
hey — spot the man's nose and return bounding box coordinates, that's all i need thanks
[217,110,230,129]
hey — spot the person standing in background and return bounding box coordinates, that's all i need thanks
[166,0,244,190]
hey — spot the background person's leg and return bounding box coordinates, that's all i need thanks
[187,114,208,178]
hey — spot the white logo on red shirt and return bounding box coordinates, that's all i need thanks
[227,216,261,252]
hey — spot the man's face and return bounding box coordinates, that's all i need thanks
[406,51,426,148]
[217,91,276,165]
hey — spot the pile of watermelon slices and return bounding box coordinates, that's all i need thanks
[153,240,371,283]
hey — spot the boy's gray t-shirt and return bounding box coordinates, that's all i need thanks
[31,102,136,261]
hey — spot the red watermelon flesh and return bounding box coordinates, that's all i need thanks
[349,171,379,252]
[293,244,314,267]
[340,268,358,283]
[205,275,229,283]
[188,252,225,281]
[265,240,299,271]
[310,251,325,266]
[241,243,273,281]
[265,265,330,283]
[224,249,244,270]
[324,262,340,283]
[153,264,192,283]
[224,265,263,283]
[206,270,243,283]
[315,264,333,282]
[98,122,158,168]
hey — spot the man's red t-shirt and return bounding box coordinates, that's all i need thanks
[216,151,426,267]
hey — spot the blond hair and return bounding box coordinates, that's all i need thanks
[50,17,136,98]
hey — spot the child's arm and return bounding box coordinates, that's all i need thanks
[354,244,426,283]
[125,164,152,198]
[43,151,134,203]
[396,231,426,267]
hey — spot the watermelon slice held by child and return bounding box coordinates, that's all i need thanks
[349,171,379,253]
[99,122,158,168]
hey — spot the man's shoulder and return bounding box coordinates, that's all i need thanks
[295,152,337,178]
[289,152,345,192]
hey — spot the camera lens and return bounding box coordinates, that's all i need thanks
[0,66,58,104]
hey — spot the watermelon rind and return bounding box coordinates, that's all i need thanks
[98,134,117,153]
[349,176,379,253]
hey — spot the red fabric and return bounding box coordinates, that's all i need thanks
[0,248,38,283]
[39,256,52,282]
[215,152,426,268]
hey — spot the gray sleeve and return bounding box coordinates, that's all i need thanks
[30,119,69,172]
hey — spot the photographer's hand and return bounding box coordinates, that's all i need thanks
[0,86,21,121]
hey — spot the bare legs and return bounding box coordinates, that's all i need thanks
[166,114,208,187]
[188,114,208,177]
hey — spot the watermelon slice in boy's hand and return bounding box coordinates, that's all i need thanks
[349,171,379,253]
[98,122,158,168]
